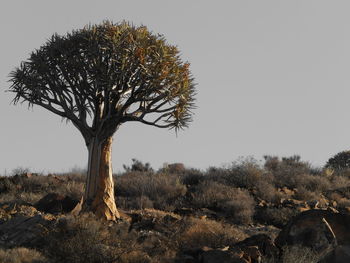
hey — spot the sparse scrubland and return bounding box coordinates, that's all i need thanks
[1,155,350,262]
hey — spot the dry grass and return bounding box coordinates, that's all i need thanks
[0,247,48,263]
[263,245,320,263]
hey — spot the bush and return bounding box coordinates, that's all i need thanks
[178,217,247,249]
[116,172,187,211]
[326,150,350,170]
[44,214,141,263]
[293,186,319,201]
[226,157,264,188]
[123,159,153,173]
[180,170,205,186]
[255,179,280,203]
[192,181,255,224]
[330,175,350,189]
[255,207,299,228]
[264,156,312,188]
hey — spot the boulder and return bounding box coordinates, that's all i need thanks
[320,245,350,263]
[276,210,350,247]
[34,193,79,214]
[0,214,55,248]
[276,209,350,261]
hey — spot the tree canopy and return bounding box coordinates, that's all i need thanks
[9,21,196,144]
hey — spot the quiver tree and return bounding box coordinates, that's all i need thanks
[8,21,196,220]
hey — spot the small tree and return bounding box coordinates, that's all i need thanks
[8,21,196,220]
[325,150,350,171]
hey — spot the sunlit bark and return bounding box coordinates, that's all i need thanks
[85,137,119,220]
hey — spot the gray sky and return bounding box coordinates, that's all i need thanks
[1,0,350,174]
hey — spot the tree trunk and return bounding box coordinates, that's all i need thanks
[84,136,120,220]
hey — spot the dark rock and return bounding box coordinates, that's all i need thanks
[276,210,350,247]
[319,245,350,263]
[236,234,278,258]
[35,193,79,214]
[180,248,205,262]
[180,247,251,263]
[129,213,156,232]
[276,209,350,261]
[0,214,55,248]
[201,249,248,263]
[174,207,195,216]
[70,197,83,216]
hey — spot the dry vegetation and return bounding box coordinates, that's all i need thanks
[1,155,350,262]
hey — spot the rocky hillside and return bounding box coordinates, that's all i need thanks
[1,156,350,262]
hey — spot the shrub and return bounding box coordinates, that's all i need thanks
[296,174,331,193]
[44,214,140,263]
[192,181,255,224]
[330,175,350,189]
[116,172,186,211]
[255,179,280,203]
[0,177,17,194]
[123,159,153,173]
[226,157,264,188]
[293,186,319,201]
[178,217,247,249]
[161,163,186,174]
[255,207,298,228]
[264,156,312,188]
[180,169,205,186]
[325,150,350,170]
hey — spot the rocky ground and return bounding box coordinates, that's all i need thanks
[1,157,350,262]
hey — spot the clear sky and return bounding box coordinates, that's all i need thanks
[1,0,350,174]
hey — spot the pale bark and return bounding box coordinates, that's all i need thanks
[84,136,120,220]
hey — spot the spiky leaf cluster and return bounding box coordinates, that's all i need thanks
[9,21,196,143]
